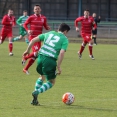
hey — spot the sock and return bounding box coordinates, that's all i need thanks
[13,36,20,41]
[93,37,96,44]
[79,43,85,54]
[9,42,13,52]
[88,44,93,55]
[25,38,29,44]
[37,81,53,94]
[35,78,43,91]
[24,52,37,60]
[24,58,35,70]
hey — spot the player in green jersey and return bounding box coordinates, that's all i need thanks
[13,10,29,44]
[22,23,70,105]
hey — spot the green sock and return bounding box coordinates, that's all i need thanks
[25,38,29,44]
[13,37,20,41]
[37,81,53,94]
[35,78,43,91]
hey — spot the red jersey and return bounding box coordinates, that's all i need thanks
[75,16,95,35]
[24,14,49,38]
[1,14,16,29]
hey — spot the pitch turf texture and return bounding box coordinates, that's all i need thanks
[0,41,117,117]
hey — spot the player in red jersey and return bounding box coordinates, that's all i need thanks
[0,9,16,56]
[22,4,50,74]
[75,9,97,60]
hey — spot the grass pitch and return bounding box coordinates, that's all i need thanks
[0,41,117,117]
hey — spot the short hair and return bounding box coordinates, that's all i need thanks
[34,4,41,7]
[84,9,89,12]
[23,10,27,12]
[58,23,70,32]
[8,9,13,11]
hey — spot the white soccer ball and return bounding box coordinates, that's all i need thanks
[62,92,75,105]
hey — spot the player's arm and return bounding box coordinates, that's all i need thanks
[92,20,97,30]
[23,17,32,35]
[23,34,45,56]
[57,49,66,75]
[16,17,22,26]
[74,17,82,32]
[13,17,16,26]
[43,17,50,30]
[2,16,12,25]
[97,16,101,23]
[57,39,69,74]
[23,36,40,55]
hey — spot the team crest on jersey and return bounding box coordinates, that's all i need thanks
[41,18,44,22]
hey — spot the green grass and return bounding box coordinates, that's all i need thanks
[0,41,117,117]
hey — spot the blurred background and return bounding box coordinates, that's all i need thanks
[0,0,117,39]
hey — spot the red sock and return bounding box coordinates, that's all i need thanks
[9,43,13,52]
[24,58,35,70]
[89,45,93,55]
[79,45,85,54]
[24,52,35,60]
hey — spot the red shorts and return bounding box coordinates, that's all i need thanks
[29,35,41,52]
[81,34,92,43]
[1,28,13,42]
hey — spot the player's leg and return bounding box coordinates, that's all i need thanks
[78,41,87,59]
[88,39,95,60]
[92,29,97,45]
[23,41,41,74]
[22,51,38,65]
[8,37,14,56]
[13,35,23,42]
[78,34,88,59]
[8,30,14,56]
[31,55,56,105]
[24,35,29,44]
[0,28,7,44]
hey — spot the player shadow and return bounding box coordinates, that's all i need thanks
[39,104,117,112]
[64,105,117,112]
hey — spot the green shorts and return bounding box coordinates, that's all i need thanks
[36,54,57,81]
[19,27,27,36]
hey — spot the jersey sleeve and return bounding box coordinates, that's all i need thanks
[16,17,22,25]
[38,33,45,41]
[13,17,16,26]
[43,17,49,30]
[75,17,82,27]
[23,17,31,31]
[61,38,69,51]
[2,16,10,25]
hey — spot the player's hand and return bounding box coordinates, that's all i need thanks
[76,27,79,32]
[23,50,29,56]
[57,66,61,75]
[92,27,95,30]
[99,16,101,19]
[20,23,23,26]
[47,26,51,30]
[28,30,33,35]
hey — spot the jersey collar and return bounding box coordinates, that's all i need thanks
[34,14,41,17]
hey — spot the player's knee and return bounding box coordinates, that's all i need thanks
[0,40,3,44]
[49,79,55,86]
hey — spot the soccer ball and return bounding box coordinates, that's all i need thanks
[62,92,75,105]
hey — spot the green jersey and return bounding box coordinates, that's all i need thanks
[38,31,69,59]
[16,15,29,26]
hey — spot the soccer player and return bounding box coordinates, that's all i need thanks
[22,4,50,75]
[75,9,97,60]
[22,23,70,105]
[92,13,101,45]
[12,10,29,44]
[0,9,16,56]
